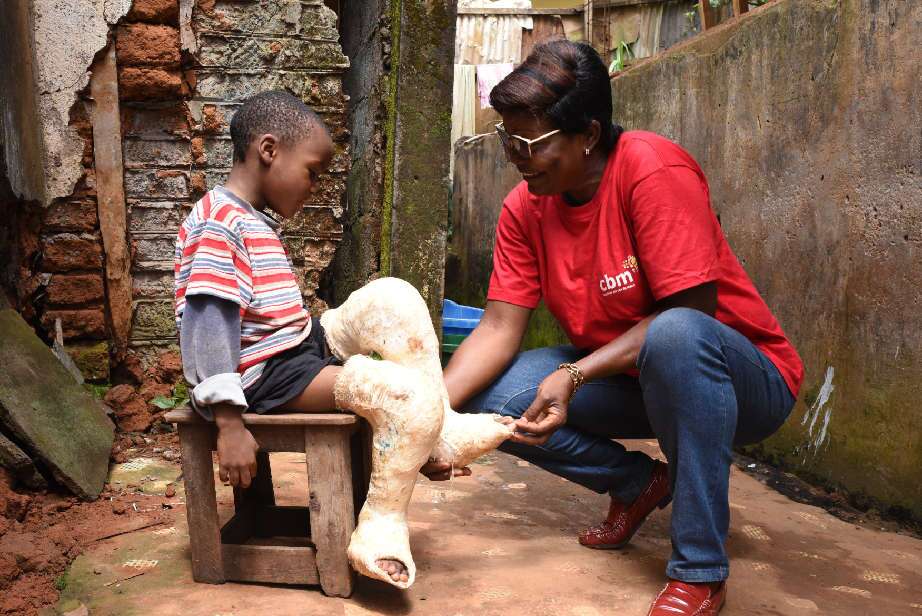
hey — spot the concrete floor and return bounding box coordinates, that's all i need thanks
[52,442,922,616]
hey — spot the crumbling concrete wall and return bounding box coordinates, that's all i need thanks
[0,0,352,429]
[612,0,922,519]
[0,0,132,382]
[30,0,132,206]
[0,1,45,204]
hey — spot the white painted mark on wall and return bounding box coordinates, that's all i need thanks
[802,366,835,454]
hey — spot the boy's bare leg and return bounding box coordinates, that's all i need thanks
[280,365,411,584]
[277,365,341,413]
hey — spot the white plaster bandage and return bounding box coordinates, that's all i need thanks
[333,355,442,588]
[320,277,514,588]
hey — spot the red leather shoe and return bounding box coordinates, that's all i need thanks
[578,460,670,549]
[647,580,726,615]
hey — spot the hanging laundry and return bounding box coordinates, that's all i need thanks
[450,64,478,177]
[477,63,514,109]
[453,64,478,142]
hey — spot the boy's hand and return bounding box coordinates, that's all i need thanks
[214,406,259,488]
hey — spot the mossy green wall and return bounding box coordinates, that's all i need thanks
[385,0,457,326]
[337,0,457,327]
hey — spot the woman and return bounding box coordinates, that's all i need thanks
[428,40,802,615]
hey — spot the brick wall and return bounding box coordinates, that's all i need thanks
[116,0,188,369]
[33,100,111,380]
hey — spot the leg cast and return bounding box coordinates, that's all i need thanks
[333,355,443,588]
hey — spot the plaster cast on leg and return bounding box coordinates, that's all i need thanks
[334,355,443,588]
[320,277,514,469]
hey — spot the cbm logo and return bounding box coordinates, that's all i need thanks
[599,270,635,296]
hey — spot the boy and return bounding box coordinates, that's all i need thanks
[175,91,510,587]
[175,90,424,582]
[175,89,340,483]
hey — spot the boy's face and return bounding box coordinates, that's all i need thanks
[261,127,334,219]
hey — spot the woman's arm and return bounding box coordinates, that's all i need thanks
[512,281,717,445]
[575,281,716,382]
[443,300,532,409]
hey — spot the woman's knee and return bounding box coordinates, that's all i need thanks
[641,308,717,361]
[637,308,724,388]
[463,345,577,414]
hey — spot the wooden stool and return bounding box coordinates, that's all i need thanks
[165,408,370,598]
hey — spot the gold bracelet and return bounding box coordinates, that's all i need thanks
[558,363,585,398]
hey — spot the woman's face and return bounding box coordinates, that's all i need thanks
[498,110,589,196]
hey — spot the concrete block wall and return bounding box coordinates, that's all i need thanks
[611,0,922,519]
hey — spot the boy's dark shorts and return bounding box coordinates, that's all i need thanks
[244,317,343,413]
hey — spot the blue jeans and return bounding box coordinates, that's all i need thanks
[462,308,795,582]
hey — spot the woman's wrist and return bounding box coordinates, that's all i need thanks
[557,363,585,399]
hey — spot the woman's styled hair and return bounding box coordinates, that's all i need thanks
[489,39,623,152]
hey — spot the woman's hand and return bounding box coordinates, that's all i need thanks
[511,368,575,445]
[214,406,259,488]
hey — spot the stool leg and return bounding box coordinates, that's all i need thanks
[178,423,224,583]
[305,426,355,597]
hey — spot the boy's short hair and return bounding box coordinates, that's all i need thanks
[230,90,327,162]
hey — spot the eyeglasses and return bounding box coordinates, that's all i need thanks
[495,122,561,160]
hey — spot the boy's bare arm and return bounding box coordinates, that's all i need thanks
[213,404,259,488]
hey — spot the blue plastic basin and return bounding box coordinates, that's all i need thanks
[442,299,483,337]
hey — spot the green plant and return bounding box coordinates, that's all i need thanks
[83,382,111,399]
[151,382,190,410]
[685,4,698,31]
[608,41,634,73]
[53,573,68,591]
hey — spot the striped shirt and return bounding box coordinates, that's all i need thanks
[174,187,311,389]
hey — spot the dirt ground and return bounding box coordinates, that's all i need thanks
[3,438,912,616]
[0,432,182,615]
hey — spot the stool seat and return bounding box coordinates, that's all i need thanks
[167,406,370,598]
[165,408,358,426]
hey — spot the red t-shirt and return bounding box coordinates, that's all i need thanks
[487,131,803,397]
